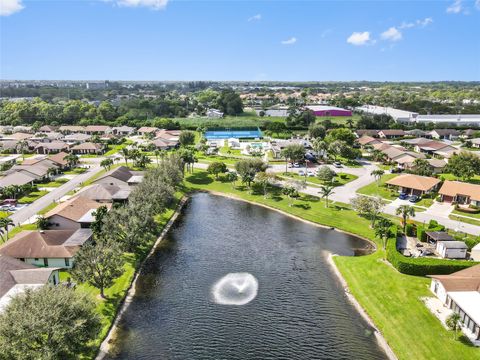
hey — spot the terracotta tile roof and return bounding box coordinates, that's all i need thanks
[74,184,131,202]
[357,135,380,146]
[48,152,69,166]
[379,129,405,136]
[85,125,111,133]
[59,125,85,132]
[45,196,110,221]
[0,229,92,259]
[428,264,480,292]
[70,142,102,151]
[137,127,158,133]
[386,174,441,191]
[416,140,452,151]
[439,180,480,201]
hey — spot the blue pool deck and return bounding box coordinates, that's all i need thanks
[205,128,263,140]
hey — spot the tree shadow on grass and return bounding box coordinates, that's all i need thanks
[293,203,311,210]
[300,194,320,202]
[458,335,476,347]
[186,172,213,185]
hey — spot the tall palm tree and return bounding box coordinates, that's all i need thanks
[371,169,385,184]
[446,313,462,340]
[374,217,392,253]
[396,205,415,233]
[120,148,130,166]
[65,154,79,169]
[319,185,335,208]
[0,218,14,242]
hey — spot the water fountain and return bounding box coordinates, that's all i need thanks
[211,273,258,305]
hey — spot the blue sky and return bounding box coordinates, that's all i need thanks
[1,0,479,81]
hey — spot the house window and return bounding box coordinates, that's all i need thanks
[65,258,70,267]
[43,258,49,267]
[34,258,39,261]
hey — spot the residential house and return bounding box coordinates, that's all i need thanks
[74,183,132,203]
[428,265,480,342]
[357,135,382,148]
[9,132,34,141]
[471,243,480,261]
[152,138,177,150]
[414,140,457,158]
[38,125,57,133]
[470,138,480,149]
[430,129,461,140]
[48,152,70,169]
[461,129,478,139]
[137,127,158,136]
[93,166,144,187]
[425,159,448,174]
[439,181,480,206]
[0,140,19,153]
[30,132,64,143]
[0,254,59,313]
[206,109,224,118]
[34,141,69,154]
[44,196,111,229]
[386,174,441,196]
[0,171,38,188]
[64,133,91,144]
[112,126,135,136]
[58,125,86,134]
[84,125,112,135]
[405,129,431,138]
[355,129,379,138]
[377,129,406,139]
[0,229,92,268]
[70,142,103,155]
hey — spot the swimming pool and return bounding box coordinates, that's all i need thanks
[205,128,263,140]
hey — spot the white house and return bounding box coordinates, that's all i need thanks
[436,241,468,259]
[471,243,480,261]
[206,109,224,118]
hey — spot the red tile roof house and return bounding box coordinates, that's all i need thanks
[70,142,104,155]
[0,254,60,313]
[137,127,159,136]
[377,129,406,139]
[34,141,70,154]
[357,135,382,148]
[0,229,92,269]
[84,125,112,135]
[58,125,86,134]
[44,196,111,230]
[386,174,441,196]
[439,181,480,207]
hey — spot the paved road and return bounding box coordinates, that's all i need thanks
[10,164,103,227]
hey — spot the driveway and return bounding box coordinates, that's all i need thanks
[9,164,103,227]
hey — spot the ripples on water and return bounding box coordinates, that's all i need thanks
[108,193,386,360]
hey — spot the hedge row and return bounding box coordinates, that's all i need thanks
[386,236,478,276]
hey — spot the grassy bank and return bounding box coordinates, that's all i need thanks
[183,170,480,360]
[357,173,398,200]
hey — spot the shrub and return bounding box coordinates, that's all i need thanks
[405,223,415,237]
[417,226,427,242]
[387,238,478,276]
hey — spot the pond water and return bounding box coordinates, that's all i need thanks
[107,193,387,360]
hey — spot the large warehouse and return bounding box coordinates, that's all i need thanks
[305,105,352,117]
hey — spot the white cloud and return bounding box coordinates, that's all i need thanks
[399,17,433,29]
[447,0,463,13]
[281,37,297,45]
[248,14,261,22]
[116,0,168,10]
[346,31,373,46]
[0,0,24,16]
[381,27,402,42]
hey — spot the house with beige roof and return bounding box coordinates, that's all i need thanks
[378,129,405,139]
[428,265,480,343]
[58,125,86,134]
[93,166,143,187]
[44,196,111,229]
[74,183,132,203]
[0,229,92,268]
[64,133,91,144]
[84,125,112,135]
[70,142,104,154]
[34,141,69,154]
[357,135,382,147]
[386,174,441,196]
[0,255,59,313]
[439,180,480,206]
[137,126,158,136]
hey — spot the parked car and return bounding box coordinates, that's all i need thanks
[409,195,420,203]
[333,161,342,168]
[293,163,300,168]
[307,170,315,177]
[399,192,408,200]
[298,170,306,176]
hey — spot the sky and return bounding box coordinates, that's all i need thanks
[0,0,479,81]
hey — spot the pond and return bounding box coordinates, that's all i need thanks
[107,193,387,360]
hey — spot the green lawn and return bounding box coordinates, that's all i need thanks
[64,167,87,175]
[449,214,480,226]
[18,191,49,204]
[438,173,480,185]
[0,211,12,219]
[183,170,480,360]
[415,196,435,208]
[451,208,480,219]
[36,179,69,188]
[357,173,398,200]
[280,171,358,187]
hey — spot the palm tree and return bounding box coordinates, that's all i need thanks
[371,169,385,184]
[374,217,393,252]
[371,149,385,162]
[65,154,79,169]
[312,138,328,160]
[100,158,114,171]
[18,140,29,160]
[396,205,415,233]
[319,185,335,208]
[0,218,14,242]
[446,313,462,339]
[346,118,353,129]
[120,148,130,166]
